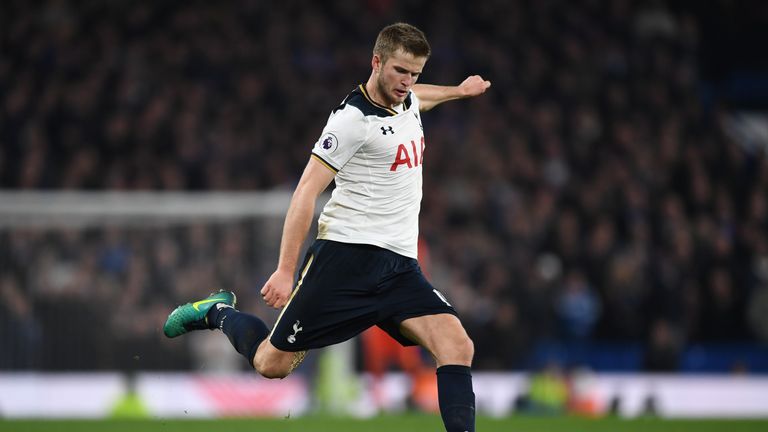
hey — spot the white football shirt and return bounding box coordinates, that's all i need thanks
[311,84,426,258]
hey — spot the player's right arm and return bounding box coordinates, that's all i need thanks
[260,157,335,308]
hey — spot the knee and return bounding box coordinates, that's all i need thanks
[254,356,291,379]
[253,349,292,379]
[256,363,291,379]
[437,333,474,366]
[455,335,474,365]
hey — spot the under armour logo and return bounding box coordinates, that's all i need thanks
[381,126,395,135]
[287,320,303,344]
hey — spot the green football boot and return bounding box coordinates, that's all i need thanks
[163,290,236,338]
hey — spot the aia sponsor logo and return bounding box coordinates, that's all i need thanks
[390,136,425,171]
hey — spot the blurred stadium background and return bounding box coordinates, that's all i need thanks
[2,0,768,429]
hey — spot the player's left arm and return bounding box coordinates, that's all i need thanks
[413,75,491,112]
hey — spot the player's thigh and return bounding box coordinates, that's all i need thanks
[399,313,474,367]
[269,243,383,351]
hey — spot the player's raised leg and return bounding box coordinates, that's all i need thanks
[163,290,296,378]
[400,313,475,432]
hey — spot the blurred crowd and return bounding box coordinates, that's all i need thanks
[2,0,768,372]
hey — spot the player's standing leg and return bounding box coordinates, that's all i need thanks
[400,313,475,432]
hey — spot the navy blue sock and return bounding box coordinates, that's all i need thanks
[207,306,269,367]
[436,365,476,432]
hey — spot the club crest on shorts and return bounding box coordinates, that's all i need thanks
[287,320,303,344]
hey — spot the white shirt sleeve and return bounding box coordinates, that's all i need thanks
[311,106,367,171]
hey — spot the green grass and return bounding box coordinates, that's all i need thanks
[1,415,767,432]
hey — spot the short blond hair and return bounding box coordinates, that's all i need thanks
[373,23,431,64]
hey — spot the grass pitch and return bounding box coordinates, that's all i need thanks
[1,415,767,432]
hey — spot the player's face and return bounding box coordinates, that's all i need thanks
[374,49,427,107]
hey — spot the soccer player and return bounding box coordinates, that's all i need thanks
[164,22,490,432]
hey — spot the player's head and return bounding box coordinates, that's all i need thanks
[371,23,430,107]
[373,23,431,65]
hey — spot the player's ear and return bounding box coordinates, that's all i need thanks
[372,54,381,73]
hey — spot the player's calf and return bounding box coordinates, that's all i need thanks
[437,364,476,432]
[400,315,476,432]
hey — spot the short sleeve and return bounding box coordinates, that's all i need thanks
[409,90,421,112]
[311,106,367,173]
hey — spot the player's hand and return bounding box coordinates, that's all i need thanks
[459,75,491,98]
[260,269,294,309]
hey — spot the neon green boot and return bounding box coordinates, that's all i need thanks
[163,290,236,338]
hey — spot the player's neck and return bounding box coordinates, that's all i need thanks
[364,79,396,109]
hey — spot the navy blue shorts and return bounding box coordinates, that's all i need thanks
[269,239,457,352]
